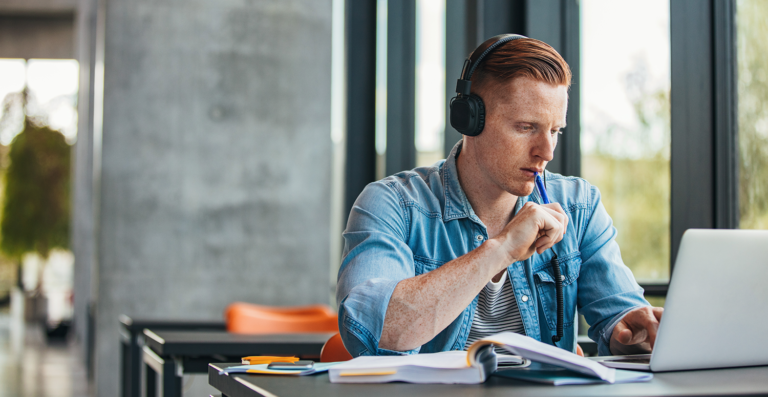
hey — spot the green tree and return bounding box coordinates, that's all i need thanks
[0,118,71,258]
[583,87,671,283]
[737,0,768,229]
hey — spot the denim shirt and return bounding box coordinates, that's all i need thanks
[336,141,649,357]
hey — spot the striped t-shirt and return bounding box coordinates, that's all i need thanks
[464,270,526,349]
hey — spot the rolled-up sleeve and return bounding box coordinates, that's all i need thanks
[336,181,420,356]
[577,185,649,356]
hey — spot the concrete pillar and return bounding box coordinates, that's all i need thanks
[91,1,333,395]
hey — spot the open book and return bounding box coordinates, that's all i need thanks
[329,332,643,384]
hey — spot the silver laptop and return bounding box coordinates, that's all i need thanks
[600,229,768,372]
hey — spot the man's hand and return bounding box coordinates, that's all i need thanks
[493,202,568,264]
[610,306,664,355]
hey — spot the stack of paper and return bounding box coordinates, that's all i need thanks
[329,350,495,384]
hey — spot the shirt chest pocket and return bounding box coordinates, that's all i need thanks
[533,251,582,331]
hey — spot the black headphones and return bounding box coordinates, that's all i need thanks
[449,34,527,136]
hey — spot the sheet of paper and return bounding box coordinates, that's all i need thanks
[219,362,341,376]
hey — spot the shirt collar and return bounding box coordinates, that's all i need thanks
[442,140,489,223]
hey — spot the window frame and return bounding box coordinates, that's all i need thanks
[344,0,740,299]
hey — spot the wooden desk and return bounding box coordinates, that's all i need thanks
[208,362,768,397]
[118,315,226,397]
[143,330,333,397]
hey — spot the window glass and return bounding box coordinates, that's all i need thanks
[737,0,768,230]
[0,59,27,144]
[375,0,388,179]
[0,58,78,316]
[580,0,671,283]
[374,0,445,177]
[414,0,446,168]
[0,58,79,145]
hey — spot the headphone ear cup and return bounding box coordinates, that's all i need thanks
[467,94,485,136]
[450,94,486,136]
[449,96,471,134]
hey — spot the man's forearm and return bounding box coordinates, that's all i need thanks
[379,239,508,351]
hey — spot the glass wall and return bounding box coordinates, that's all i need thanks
[374,0,446,179]
[414,0,446,168]
[0,59,79,144]
[0,58,78,329]
[375,0,388,179]
[580,0,671,283]
[737,0,768,230]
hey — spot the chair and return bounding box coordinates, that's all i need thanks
[224,302,338,334]
[320,332,353,362]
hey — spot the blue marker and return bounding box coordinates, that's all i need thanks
[534,172,551,204]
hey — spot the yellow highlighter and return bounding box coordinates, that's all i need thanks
[241,356,300,365]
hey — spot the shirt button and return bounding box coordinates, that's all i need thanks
[521,295,529,302]
[476,235,484,241]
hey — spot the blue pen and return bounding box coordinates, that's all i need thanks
[534,172,551,204]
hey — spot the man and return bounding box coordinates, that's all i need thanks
[336,35,663,357]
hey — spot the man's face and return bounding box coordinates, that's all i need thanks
[468,76,568,197]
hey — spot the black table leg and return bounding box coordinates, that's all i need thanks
[131,333,141,397]
[145,362,156,397]
[162,357,182,397]
[142,345,182,397]
[121,338,129,397]
[120,326,142,397]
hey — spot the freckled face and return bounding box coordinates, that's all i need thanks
[469,76,568,197]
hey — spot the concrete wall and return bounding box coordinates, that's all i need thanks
[72,0,97,372]
[92,0,333,395]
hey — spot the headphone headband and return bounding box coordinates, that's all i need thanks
[456,34,527,96]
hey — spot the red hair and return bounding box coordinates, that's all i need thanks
[471,38,571,90]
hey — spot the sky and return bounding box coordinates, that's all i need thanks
[0,58,79,145]
[415,0,446,154]
[580,0,671,159]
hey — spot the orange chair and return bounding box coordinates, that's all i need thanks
[224,302,339,334]
[320,333,353,362]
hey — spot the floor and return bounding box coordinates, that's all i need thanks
[0,291,217,397]
[0,293,92,397]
